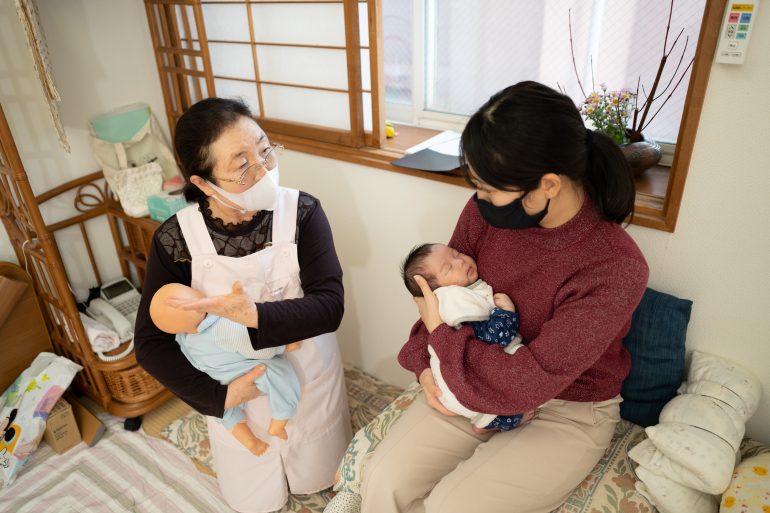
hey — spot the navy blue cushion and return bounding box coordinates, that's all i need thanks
[620,288,693,427]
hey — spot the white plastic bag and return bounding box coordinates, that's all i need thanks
[0,353,82,488]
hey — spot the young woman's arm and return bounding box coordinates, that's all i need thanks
[428,254,649,414]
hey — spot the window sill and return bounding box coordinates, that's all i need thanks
[269,123,672,231]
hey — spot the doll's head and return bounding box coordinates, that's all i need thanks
[150,283,206,334]
[401,243,479,297]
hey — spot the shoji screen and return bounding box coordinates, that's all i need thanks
[145,0,384,148]
[145,0,213,141]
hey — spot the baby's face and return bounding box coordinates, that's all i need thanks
[425,244,478,288]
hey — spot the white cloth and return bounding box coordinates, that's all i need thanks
[429,279,522,428]
[176,188,350,512]
[434,279,494,328]
[78,312,120,352]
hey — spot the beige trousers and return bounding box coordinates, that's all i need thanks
[360,392,621,513]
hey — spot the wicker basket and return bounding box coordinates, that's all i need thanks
[103,364,166,404]
[1,122,173,419]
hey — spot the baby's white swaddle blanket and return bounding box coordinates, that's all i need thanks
[429,279,521,427]
[434,279,495,328]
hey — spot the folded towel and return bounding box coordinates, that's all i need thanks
[79,312,120,352]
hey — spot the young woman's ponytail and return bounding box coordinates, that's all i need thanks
[584,130,635,224]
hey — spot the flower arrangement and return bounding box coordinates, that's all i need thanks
[567,0,695,145]
[578,85,635,145]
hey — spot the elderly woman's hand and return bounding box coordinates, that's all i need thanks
[412,275,443,333]
[167,281,259,328]
[224,364,266,409]
[418,368,457,417]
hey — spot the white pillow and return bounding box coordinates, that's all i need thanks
[635,466,718,513]
[659,395,744,452]
[644,422,736,494]
[687,351,762,420]
[681,380,749,421]
[629,439,735,496]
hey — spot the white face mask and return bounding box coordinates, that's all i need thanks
[208,166,280,213]
[267,165,280,186]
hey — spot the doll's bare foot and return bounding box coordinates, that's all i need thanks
[269,418,289,440]
[232,422,269,456]
[285,341,302,352]
[245,437,269,456]
[269,426,288,440]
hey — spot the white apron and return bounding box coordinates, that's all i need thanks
[176,187,350,513]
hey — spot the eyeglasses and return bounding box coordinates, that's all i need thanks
[213,143,284,186]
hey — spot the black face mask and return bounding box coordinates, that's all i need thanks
[474,193,550,229]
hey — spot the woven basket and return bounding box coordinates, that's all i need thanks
[103,364,166,404]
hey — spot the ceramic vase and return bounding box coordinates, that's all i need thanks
[620,135,662,178]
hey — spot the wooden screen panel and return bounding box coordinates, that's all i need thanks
[361,0,385,147]
[145,0,215,141]
[148,0,384,148]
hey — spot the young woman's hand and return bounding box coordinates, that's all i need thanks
[167,281,259,328]
[412,275,443,333]
[418,368,457,416]
[224,364,266,409]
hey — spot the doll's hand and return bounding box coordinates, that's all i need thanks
[285,341,302,352]
[493,293,515,312]
[413,275,443,333]
[418,368,457,417]
[224,364,266,410]
[169,281,259,328]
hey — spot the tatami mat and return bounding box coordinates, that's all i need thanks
[140,395,193,439]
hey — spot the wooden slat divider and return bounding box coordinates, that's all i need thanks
[343,0,364,147]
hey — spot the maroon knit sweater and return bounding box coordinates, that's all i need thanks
[399,195,649,415]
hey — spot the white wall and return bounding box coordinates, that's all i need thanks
[0,0,168,295]
[0,0,767,443]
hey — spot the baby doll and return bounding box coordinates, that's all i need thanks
[402,243,535,432]
[150,283,301,456]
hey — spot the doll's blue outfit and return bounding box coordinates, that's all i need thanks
[177,314,300,428]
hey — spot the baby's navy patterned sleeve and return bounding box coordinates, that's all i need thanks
[470,309,519,348]
[484,413,526,431]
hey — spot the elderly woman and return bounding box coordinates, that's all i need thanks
[134,98,350,513]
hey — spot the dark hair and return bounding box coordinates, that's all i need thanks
[401,244,441,297]
[174,97,254,202]
[459,81,635,224]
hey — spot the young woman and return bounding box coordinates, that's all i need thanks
[134,98,350,513]
[361,81,649,513]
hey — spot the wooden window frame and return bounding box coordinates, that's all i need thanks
[146,0,725,232]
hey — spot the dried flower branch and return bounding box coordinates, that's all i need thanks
[568,0,696,143]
